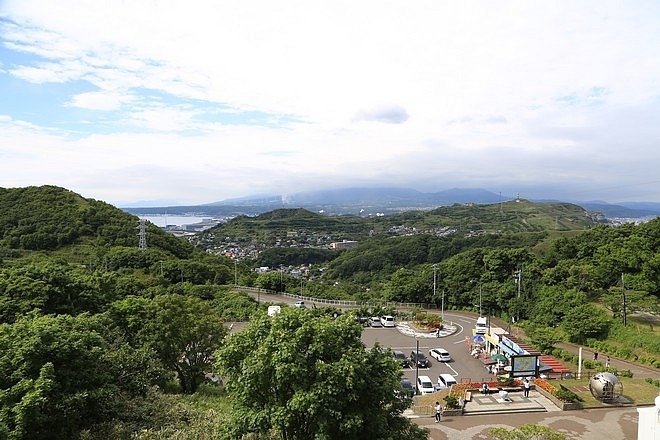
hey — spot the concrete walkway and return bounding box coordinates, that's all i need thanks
[417,406,639,440]
[555,342,659,380]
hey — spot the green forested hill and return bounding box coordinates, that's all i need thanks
[0,186,262,438]
[207,208,370,243]
[0,185,194,258]
[201,199,596,247]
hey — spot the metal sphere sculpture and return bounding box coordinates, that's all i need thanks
[589,372,623,402]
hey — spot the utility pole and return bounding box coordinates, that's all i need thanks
[514,269,522,298]
[479,283,483,316]
[234,259,238,286]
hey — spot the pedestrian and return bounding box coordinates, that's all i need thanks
[523,378,530,397]
[606,356,611,368]
[434,401,442,423]
[593,352,598,361]
[436,327,441,337]
[481,383,489,395]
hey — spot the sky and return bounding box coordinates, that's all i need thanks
[1,0,659,207]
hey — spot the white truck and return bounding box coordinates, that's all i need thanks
[475,316,487,334]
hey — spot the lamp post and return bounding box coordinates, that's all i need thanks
[432,264,437,306]
[414,338,419,395]
[441,289,445,322]
[479,283,482,317]
[622,273,627,327]
[279,266,283,293]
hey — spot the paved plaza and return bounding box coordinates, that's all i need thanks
[417,406,639,440]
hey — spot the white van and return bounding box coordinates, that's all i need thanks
[416,375,435,395]
[437,373,457,389]
[475,316,487,334]
[380,315,395,327]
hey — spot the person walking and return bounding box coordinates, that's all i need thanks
[434,401,442,423]
[593,352,598,361]
[523,378,531,397]
[606,356,611,368]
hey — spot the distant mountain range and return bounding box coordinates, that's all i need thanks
[122,187,660,219]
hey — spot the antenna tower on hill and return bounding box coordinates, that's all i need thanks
[138,218,147,251]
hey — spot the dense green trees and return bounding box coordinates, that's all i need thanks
[0,313,164,439]
[105,294,228,394]
[216,309,427,440]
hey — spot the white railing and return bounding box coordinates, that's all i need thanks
[233,286,443,311]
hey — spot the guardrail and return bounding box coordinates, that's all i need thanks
[233,286,443,311]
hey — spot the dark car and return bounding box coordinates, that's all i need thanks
[400,378,415,398]
[410,350,431,368]
[392,350,409,368]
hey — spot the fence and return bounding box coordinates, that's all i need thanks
[233,286,444,312]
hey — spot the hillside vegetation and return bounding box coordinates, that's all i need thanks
[0,186,266,438]
[0,185,657,438]
[201,200,595,247]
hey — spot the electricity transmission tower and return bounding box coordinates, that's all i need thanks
[138,218,147,251]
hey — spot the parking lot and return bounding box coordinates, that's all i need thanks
[361,313,495,391]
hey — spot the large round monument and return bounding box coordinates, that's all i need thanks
[589,372,623,402]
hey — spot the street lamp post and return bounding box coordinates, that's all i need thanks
[280,266,283,293]
[432,264,437,306]
[415,339,419,395]
[479,284,482,316]
[622,273,627,327]
[441,289,445,322]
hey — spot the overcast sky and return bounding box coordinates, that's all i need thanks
[1,0,659,206]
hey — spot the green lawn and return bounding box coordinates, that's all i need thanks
[553,377,659,407]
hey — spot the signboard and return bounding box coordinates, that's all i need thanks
[509,354,539,378]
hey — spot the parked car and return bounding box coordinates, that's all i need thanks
[410,350,430,368]
[437,373,457,389]
[355,316,369,326]
[392,350,410,368]
[293,300,306,308]
[400,378,415,398]
[380,315,395,327]
[368,317,382,327]
[416,375,435,395]
[429,348,451,362]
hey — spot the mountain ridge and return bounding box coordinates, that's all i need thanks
[122,186,660,219]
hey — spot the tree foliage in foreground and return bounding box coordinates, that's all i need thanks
[216,309,428,440]
[106,294,227,394]
[0,313,164,439]
[489,423,567,440]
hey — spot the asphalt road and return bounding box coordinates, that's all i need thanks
[361,313,495,389]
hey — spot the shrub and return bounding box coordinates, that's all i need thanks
[443,395,459,409]
[557,385,581,403]
[618,369,633,378]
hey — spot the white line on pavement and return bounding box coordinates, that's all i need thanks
[444,362,459,376]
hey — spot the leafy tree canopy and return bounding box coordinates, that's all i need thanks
[215,309,427,440]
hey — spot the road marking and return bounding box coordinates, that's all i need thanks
[444,362,459,376]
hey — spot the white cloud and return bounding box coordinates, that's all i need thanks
[68,91,134,111]
[0,1,659,204]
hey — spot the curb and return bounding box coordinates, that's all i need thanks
[397,322,458,338]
